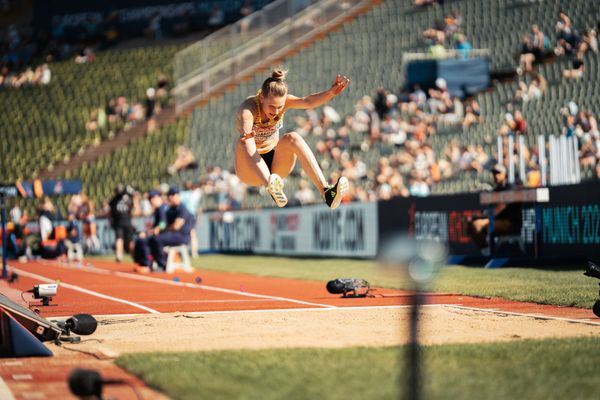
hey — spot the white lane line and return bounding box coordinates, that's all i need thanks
[445,305,600,327]
[139,299,286,305]
[24,260,337,309]
[114,270,338,309]
[0,377,15,400]
[12,268,160,314]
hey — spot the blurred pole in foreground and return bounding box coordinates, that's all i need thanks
[379,235,447,400]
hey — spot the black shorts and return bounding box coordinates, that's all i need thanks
[114,225,133,244]
[260,149,275,171]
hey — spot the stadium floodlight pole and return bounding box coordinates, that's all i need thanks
[1,192,7,279]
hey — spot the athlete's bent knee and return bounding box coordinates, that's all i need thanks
[283,131,304,146]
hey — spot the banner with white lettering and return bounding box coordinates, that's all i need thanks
[199,202,378,258]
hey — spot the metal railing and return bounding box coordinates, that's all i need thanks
[498,133,581,187]
[173,0,374,114]
[401,49,491,62]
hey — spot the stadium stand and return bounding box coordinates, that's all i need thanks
[173,0,598,209]
[3,0,598,216]
[0,44,182,183]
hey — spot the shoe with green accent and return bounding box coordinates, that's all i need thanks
[267,173,288,208]
[324,176,349,209]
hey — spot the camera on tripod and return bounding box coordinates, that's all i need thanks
[583,261,600,318]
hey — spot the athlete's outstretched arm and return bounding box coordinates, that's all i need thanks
[237,99,256,141]
[286,75,350,110]
[235,98,271,187]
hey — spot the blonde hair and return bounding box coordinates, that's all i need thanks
[261,69,288,97]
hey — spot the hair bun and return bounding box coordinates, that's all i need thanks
[271,69,287,82]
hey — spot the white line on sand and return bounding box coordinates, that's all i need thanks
[12,268,160,314]
[445,305,600,327]
[26,260,337,309]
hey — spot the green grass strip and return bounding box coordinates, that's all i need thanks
[188,255,596,309]
[117,336,600,400]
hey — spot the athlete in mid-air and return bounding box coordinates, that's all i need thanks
[235,69,350,209]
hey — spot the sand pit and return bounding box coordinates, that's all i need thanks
[47,306,600,356]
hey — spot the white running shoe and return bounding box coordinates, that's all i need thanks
[267,173,288,208]
[324,176,349,210]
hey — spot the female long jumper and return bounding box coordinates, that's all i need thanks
[235,69,350,208]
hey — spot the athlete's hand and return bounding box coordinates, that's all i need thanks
[331,75,350,96]
[239,130,255,142]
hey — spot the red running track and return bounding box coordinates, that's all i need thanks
[3,258,597,321]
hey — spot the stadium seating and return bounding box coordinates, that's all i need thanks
[67,117,190,202]
[175,0,599,208]
[0,44,183,183]
[5,0,599,214]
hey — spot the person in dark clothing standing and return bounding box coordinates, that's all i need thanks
[109,184,135,262]
[149,187,195,271]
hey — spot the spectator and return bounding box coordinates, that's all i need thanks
[78,193,100,254]
[38,197,55,241]
[462,99,482,130]
[181,181,202,256]
[580,134,597,169]
[239,0,254,36]
[134,190,167,268]
[429,38,446,59]
[555,11,579,56]
[167,146,198,175]
[520,24,549,73]
[294,179,316,205]
[226,172,246,210]
[37,197,67,260]
[145,87,157,120]
[39,64,51,84]
[6,213,27,261]
[149,187,196,271]
[74,47,96,64]
[156,74,169,104]
[65,213,83,262]
[208,5,225,30]
[575,29,598,59]
[147,13,163,40]
[563,55,584,81]
[454,33,472,58]
[514,73,546,103]
[9,200,21,224]
[108,184,135,262]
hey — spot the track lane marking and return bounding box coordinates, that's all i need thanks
[0,378,15,400]
[138,299,286,304]
[22,261,337,309]
[12,268,160,314]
